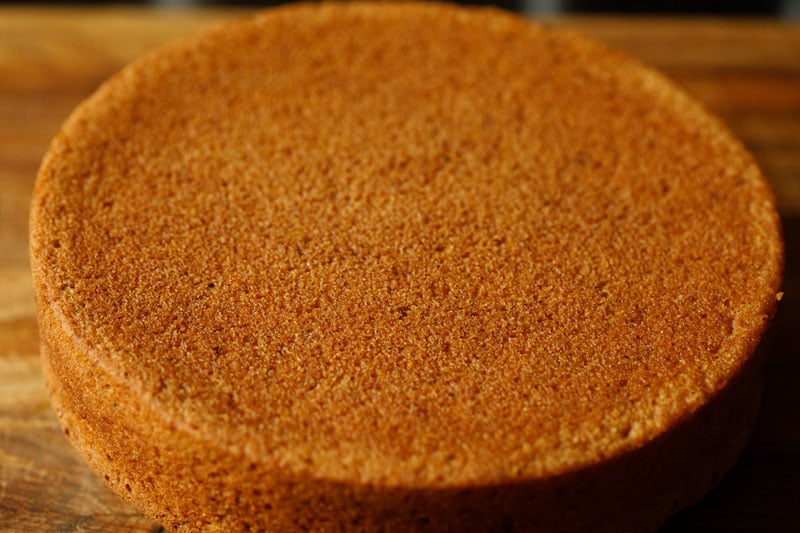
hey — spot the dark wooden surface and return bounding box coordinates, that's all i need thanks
[0,8,798,531]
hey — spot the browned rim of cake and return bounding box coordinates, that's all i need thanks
[31,2,783,490]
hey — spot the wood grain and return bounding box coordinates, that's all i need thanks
[1,8,798,532]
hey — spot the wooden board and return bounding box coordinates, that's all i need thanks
[1,8,798,531]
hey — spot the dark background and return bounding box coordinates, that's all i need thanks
[3,0,800,17]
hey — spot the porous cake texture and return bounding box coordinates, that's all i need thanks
[31,2,783,531]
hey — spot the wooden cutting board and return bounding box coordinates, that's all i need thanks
[1,8,798,531]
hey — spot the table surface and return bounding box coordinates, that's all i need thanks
[1,8,798,532]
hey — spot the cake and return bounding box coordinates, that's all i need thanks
[30,2,783,531]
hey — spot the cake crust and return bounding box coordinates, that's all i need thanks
[31,2,783,530]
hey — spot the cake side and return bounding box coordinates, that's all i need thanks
[36,284,769,531]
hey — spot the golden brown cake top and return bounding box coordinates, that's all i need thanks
[31,2,782,488]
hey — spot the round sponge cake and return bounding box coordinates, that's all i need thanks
[31,3,783,531]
